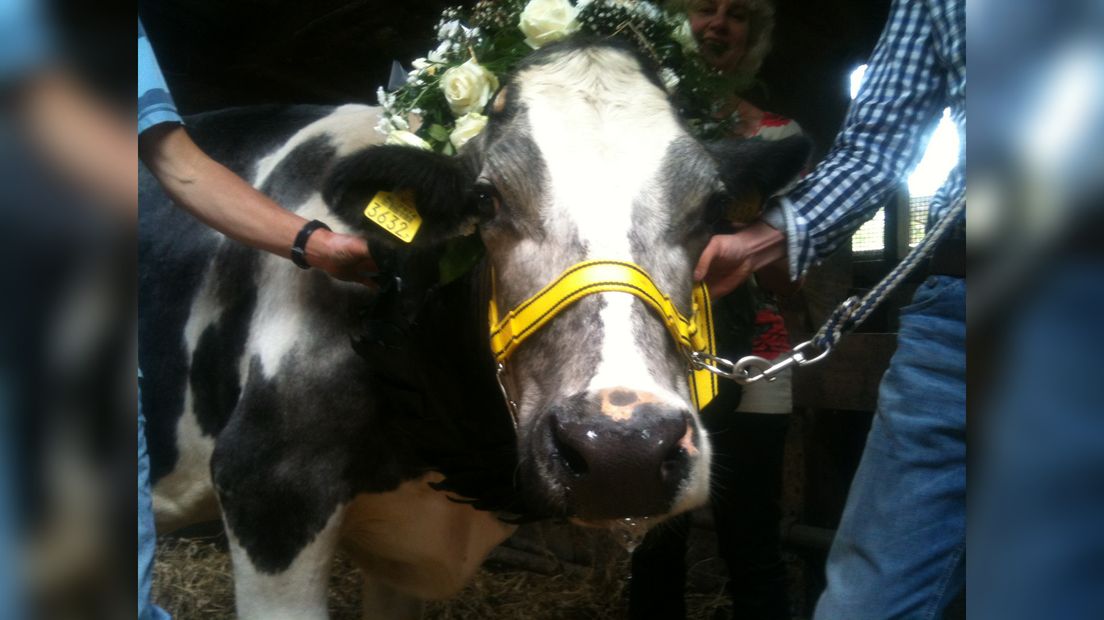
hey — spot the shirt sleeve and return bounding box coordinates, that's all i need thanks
[0,0,51,82]
[773,0,951,278]
[138,17,182,134]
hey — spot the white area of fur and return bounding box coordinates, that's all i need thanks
[246,105,382,380]
[516,46,711,512]
[227,508,345,620]
[253,104,384,188]
[518,48,688,407]
[152,268,221,529]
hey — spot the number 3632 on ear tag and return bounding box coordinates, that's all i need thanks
[363,191,422,243]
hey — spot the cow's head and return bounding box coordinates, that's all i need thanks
[325,42,808,526]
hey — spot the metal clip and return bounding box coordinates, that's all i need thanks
[691,339,832,385]
[495,363,520,430]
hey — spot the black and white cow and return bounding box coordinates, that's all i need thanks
[140,41,808,618]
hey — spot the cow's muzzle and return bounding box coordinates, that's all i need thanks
[533,388,698,519]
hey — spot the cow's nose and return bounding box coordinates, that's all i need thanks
[546,389,693,519]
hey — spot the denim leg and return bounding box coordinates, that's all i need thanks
[970,264,1104,619]
[138,385,170,620]
[814,276,966,620]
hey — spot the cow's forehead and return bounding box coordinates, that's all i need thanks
[507,46,695,257]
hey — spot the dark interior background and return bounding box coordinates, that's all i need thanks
[137,0,891,162]
[136,3,961,617]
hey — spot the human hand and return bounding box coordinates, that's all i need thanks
[693,220,789,298]
[305,229,379,286]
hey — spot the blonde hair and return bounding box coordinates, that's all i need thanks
[671,0,775,77]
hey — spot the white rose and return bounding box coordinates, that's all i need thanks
[659,68,680,92]
[440,59,500,116]
[519,0,580,49]
[449,112,488,150]
[672,19,698,55]
[386,130,432,150]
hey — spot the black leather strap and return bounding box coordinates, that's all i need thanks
[290,219,331,269]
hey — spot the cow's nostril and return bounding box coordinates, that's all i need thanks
[551,419,590,477]
[659,446,688,483]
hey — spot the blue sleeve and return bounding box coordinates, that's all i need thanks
[138,18,182,134]
[772,0,961,278]
[0,0,51,82]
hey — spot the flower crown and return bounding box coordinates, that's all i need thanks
[376,0,740,154]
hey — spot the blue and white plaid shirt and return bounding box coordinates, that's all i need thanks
[769,0,965,278]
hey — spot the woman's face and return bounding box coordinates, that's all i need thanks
[688,0,751,74]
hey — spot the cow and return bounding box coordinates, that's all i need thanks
[139,40,808,618]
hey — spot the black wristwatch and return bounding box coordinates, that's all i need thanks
[290,219,331,269]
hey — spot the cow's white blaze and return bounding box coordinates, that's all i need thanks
[518,47,689,408]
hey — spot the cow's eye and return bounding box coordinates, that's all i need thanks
[473,184,501,219]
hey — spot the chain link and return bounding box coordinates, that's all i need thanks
[691,338,831,385]
[693,196,965,385]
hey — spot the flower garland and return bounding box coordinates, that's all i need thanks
[376,0,741,154]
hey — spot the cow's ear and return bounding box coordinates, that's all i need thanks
[323,145,477,246]
[707,135,811,222]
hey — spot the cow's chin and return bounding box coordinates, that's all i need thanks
[567,514,667,551]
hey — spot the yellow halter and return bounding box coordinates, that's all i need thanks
[488,260,718,412]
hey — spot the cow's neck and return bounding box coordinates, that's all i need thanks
[352,255,536,520]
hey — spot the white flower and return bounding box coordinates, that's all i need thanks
[440,59,500,116]
[375,86,396,110]
[437,19,462,40]
[386,130,432,150]
[389,114,410,132]
[660,68,680,92]
[427,47,448,64]
[449,112,488,150]
[519,0,580,49]
[672,18,698,55]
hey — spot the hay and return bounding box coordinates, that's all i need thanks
[152,530,733,619]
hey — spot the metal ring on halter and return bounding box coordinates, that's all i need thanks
[689,350,738,379]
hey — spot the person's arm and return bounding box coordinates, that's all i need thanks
[137,17,375,283]
[138,124,376,283]
[697,0,953,296]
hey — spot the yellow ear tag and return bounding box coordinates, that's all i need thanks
[363,190,422,243]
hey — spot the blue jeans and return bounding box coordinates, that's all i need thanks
[970,263,1104,619]
[138,383,171,620]
[814,276,966,619]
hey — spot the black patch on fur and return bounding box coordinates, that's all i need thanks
[139,106,333,482]
[323,145,478,247]
[188,244,258,437]
[659,137,728,239]
[187,105,335,178]
[213,356,399,574]
[481,127,549,238]
[139,163,223,483]
[258,135,337,210]
[707,135,812,203]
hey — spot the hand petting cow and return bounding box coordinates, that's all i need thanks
[140,41,808,619]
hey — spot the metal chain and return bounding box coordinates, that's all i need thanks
[693,195,966,385]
